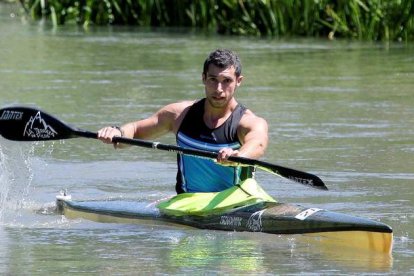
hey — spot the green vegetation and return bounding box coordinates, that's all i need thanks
[16,0,414,41]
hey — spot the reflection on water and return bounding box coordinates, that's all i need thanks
[167,234,265,273]
[296,234,393,272]
[2,223,394,275]
[166,232,393,273]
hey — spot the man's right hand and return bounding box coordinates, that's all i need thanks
[97,126,123,146]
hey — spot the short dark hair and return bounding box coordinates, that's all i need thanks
[203,49,242,77]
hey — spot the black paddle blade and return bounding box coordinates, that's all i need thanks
[0,106,76,141]
[236,158,328,190]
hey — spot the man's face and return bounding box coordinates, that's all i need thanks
[202,64,243,108]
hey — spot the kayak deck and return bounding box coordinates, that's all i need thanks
[55,195,393,254]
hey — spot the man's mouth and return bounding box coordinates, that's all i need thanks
[212,95,224,100]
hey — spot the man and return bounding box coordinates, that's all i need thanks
[98,49,268,194]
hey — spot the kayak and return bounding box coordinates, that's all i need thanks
[55,179,393,254]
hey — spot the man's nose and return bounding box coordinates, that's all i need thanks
[217,82,224,92]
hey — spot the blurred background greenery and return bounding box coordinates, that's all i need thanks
[5,0,414,41]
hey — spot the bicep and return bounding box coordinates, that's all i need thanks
[130,102,192,139]
[130,116,168,139]
[241,117,268,145]
[238,114,269,158]
[124,107,171,140]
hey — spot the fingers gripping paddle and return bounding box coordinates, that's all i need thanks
[0,106,328,190]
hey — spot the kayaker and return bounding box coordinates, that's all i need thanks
[97,49,268,194]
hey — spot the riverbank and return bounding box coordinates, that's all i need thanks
[5,0,414,41]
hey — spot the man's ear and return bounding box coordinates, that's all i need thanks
[236,75,243,87]
[202,73,206,84]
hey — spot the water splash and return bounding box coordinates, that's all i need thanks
[0,139,54,224]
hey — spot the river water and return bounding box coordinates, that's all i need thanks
[0,3,413,275]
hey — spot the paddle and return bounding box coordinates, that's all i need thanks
[0,106,328,190]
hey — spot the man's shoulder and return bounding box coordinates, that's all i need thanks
[163,100,197,114]
[162,100,199,133]
[241,108,266,120]
[239,109,268,128]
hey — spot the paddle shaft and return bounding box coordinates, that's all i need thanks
[72,129,325,190]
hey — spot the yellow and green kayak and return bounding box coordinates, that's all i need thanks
[56,179,393,254]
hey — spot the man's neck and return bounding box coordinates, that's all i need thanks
[203,98,238,129]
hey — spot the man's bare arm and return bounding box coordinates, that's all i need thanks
[97,101,193,148]
[217,110,268,162]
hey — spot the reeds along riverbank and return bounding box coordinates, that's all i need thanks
[16,0,414,41]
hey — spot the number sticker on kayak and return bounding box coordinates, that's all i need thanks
[295,208,323,220]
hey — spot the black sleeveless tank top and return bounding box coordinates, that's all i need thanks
[175,98,254,193]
